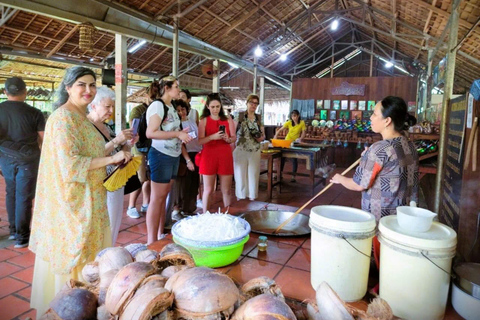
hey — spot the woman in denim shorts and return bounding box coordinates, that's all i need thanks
[145,76,192,244]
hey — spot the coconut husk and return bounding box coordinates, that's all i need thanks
[241,276,285,302]
[135,249,158,264]
[97,269,119,305]
[174,305,235,320]
[231,294,296,320]
[165,267,238,316]
[156,243,195,270]
[105,262,156,315]
[49,288,98,320]
[160,265,189,278]
[82,261,100,286]
[124,243,148,258]
[98,247,133,276]
[136,274,168,294]
[97,305,114,320]
[119,287,174,320]
[366,297,393,320]
[314,282,355,320]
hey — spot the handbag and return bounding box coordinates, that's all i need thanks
[194,151,202,167]
[124,173,142,195]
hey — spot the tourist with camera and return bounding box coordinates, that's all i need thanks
[233,94,265,201]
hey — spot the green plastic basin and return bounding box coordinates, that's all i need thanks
[173,235,249,268]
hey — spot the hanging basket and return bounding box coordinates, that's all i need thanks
[79,22,97,51]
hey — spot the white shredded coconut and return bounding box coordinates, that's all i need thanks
[176,212,247,242]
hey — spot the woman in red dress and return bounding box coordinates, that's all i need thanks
[198,93,235,213]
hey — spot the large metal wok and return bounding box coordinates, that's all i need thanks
[239,210,311,237]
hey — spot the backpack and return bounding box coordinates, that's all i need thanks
[136,99,181,150]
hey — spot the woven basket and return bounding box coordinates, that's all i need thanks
[79,22,96,51]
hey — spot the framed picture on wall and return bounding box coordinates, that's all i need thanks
[368,101,376,110]
[324,100,331,109]
[363,110,373,119]
[316,100,323,109]
[350,100,358,110]
[408,101,416,112]
[333,100,340,110]
[339,111,350,120]
[341,100,348,110]
[358,101,366,111]
[320,110,328,120]
[351,111,362,120]
[329,110,337,120]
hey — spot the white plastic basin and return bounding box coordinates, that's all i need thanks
[397,206,437,232]
[451,282,480,320]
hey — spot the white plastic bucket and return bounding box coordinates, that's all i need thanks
[378,215,457,320]
[309,205,376,301]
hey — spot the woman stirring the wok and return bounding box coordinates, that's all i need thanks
[330,96,419,222]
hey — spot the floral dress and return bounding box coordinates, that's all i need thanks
[29,108,110,274]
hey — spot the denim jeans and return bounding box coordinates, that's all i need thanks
[0,156,39,243]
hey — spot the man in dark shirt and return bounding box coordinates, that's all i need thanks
[0,77,45,248]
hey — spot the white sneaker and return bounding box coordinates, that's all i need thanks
[157,233,168,240]
[126,207,141,219]
[140,204,148,213]
[196,199,203,208]
[8,235,15,240]
[172,210,184,221]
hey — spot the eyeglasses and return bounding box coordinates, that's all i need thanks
[248,101,259,105]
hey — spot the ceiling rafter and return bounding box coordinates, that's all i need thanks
[140,47,169,72]
[407,0,473,30]
[225,0,272,35]
[47,24,80,58]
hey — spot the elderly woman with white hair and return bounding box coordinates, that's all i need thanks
[87,86,133,244]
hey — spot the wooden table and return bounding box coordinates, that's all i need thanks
[260,150,282,200]
[273,144,332,195]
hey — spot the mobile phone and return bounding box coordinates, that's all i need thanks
[219,125,225,133]
[188,131,197,139]
[131,118,140,136]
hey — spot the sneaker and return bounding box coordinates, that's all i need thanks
[140,204,148,213]
[14,241,28,249]
[126,207,141,219]
[8,235,15,240]
[196,199,203,208]
[172,210,184,222]
[157,233,168,240]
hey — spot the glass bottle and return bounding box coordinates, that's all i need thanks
[258,236,268,251]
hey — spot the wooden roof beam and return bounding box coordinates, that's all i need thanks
[174,0,209,18]
[47,25,79,58]
[225,0,272,35]
[140,47,169,72]
[154,0,177,20]
[407,0,473,29]
[138,0,153,10]
[415,0,438,60]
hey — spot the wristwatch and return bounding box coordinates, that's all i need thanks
[186,159,192,164]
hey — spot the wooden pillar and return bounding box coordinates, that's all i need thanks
[369,40,374,77]
[425,49,434,118]
[434,0,461,213]
[330,45,334,78]
[115,34,127,134]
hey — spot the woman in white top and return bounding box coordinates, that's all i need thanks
[87,86,133,244]
[145,76,192,244]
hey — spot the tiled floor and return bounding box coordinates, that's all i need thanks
[0,165,462,319]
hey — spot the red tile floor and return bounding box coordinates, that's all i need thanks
[0,165,462,319]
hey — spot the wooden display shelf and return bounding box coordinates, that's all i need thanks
[419,151,438,161]
[409,133,440,140]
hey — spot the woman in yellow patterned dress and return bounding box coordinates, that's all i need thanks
[29,67,132,317]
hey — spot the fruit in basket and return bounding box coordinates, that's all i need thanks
[165,267,239,319]
[232,294,296,320]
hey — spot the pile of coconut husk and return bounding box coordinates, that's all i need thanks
[306,282,394,320]
[38,243,297,320]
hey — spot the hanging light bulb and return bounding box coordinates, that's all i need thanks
[385,61,394,68]
[331,19,339,31]
[280,53,287,61]
[254,46,263,57]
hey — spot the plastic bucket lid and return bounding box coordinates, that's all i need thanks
[310,205,376,238]
[378,215,457,252]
